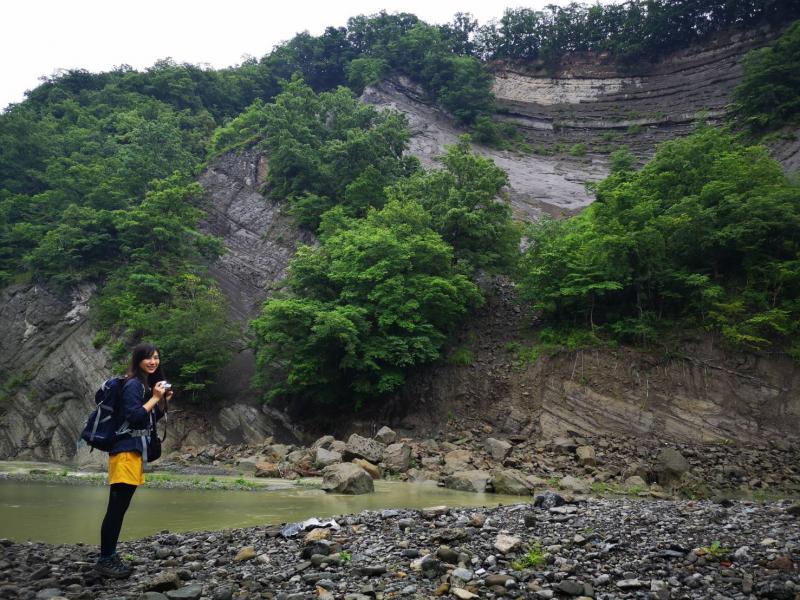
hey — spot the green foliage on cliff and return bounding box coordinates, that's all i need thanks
[252,200,482,409]
[387,136,519,275]
[735,20,800,132]
[211,79,419,230]
[471,1,797,66]
[518,126,800,355]
[241,86,518,410]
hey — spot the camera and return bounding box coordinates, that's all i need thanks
[160,381,172,391]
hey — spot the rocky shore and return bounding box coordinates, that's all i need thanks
[2,495,799,600]
[165,427,800,500]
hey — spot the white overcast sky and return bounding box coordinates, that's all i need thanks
[1,0,596,111]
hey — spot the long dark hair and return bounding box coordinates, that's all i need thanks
[125,343,166,388]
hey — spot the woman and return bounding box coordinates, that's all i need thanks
[95,343,172,579]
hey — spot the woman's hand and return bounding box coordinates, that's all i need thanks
[145,381,171,412]
[152,381,167,401]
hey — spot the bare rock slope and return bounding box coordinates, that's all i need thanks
[362,78,605,220]
[393,280,800,446]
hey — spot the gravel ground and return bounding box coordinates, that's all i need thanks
[2,496,798,600]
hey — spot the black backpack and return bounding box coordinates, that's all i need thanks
[79,377,125,451]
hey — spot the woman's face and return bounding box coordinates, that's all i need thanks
[139,352,160,376]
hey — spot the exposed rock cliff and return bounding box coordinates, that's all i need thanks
[2,28,797,462]
[0,278,293,463]
[393,280,800,446]
[362,78,605,220]
[0,284,106,461]
[490,27,776,163]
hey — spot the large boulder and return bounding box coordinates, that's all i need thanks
[236,456,262,474]
[654,448,690,486]
[443,449,473,473]
[312,435,335,450]
[443,470,491,493]
[576,445,596,466]
[484,438,513,462]
[266,444,292,461]
[383,442,412,472]
[344,433,385,464]
[314,447,342,468]
[559,475,591,494]
[352,458,381,479]
[254,462,280,478]
[321,463,374,494]
[406,468,440,484]
[374,426,398,445]
[548,437,578,454]
[491,469,534,495]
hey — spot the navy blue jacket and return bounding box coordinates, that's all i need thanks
[109,378,164,457]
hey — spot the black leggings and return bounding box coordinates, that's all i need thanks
[100,483,137,557]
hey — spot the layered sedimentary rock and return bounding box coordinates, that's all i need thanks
[395,281,800,445]
[361,78,605,220]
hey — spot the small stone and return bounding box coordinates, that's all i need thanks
[575,446,596,466]
[437,546,460,564]
[212,587,233,600]
[357,565,387,577]
[494,534,522,554]
[760,538,778,546]
[766,555,794,571]
[650,580,669,600]
[304,528,331,543]
[556,580,584,596]
[145,572,181,593]
[485,574,515,587]
[234,546,256,562]
[451,567,474,582]
[742,574,753,593]
[164,586,203,600]
[617,579,645,589]
[29,566,51,581]
[434,582,450,596]
[451,589,478,599]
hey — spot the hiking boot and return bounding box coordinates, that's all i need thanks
[94,554,132,579]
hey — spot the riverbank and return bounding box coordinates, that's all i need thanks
[2,496,798,600]
[4,426,800,502]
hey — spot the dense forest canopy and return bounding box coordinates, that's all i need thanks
[1,4,798,408]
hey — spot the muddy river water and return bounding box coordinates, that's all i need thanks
[0,462,520,544]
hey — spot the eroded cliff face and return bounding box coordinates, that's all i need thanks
[0,153,307,463]
[363,25,798,220]
[0,284,106,461]
[361,78,605,220]
[394,282,800,445]
[2,29,798,461]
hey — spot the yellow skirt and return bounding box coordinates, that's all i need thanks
[108,451,144,486]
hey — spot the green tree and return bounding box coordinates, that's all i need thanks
[735,20,800,132]
[518,126,800,352]
[388,136,519,274]
[252,199,482,409]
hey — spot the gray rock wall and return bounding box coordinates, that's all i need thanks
[0,284,107,462]
[0,150,309,462]
[394,281,800,445]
